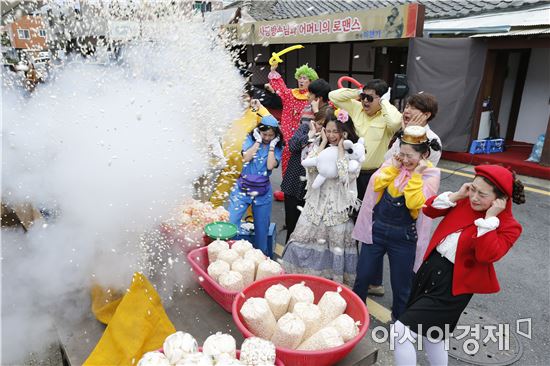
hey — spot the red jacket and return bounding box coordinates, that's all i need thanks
[422,195,522,296]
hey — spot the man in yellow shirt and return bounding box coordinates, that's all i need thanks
[329,79,402,202]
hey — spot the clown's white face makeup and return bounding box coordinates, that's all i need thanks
[298,75,310,90]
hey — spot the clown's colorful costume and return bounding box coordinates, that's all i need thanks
[268,65,318,176]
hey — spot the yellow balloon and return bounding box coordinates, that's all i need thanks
[269,44,305,66]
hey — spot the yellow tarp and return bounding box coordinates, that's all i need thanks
[84,273,176,366]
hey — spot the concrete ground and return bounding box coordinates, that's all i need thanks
[10,159,550,365]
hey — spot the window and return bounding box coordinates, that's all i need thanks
[38,29,47,37]
[17,29,30,39]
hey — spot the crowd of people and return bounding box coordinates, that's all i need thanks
[208,63,526,365]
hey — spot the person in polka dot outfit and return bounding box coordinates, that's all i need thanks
[268,62,318,176]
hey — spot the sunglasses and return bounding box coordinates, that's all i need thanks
[360,93,376,102]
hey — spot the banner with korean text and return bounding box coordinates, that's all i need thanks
[232,4,423,44]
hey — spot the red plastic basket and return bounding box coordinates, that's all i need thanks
[232,274,370,366]
[187,242,284,313]
[158,347,284,365]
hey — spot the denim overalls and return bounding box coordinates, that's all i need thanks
[353,189,418,320]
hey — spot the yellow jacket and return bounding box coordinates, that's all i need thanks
[373,165,429,219]
[329,88,402,170]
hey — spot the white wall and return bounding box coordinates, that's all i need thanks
[498,52,520,139]
[514,48,550,143]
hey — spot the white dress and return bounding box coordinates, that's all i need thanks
[281,146,360,286]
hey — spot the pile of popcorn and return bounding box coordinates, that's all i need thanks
[137,331,277,366]
[207,239,283,292]
[239,283,360,351]
[161,199,229,252]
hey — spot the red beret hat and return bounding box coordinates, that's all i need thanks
[474,165,513,197]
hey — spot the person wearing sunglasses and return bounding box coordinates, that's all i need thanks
[329,79,402,208]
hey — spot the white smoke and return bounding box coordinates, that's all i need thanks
[1,15,244,363]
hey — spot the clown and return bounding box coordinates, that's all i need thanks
[268,62,318,176]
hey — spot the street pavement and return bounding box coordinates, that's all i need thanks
[270,160,550,365]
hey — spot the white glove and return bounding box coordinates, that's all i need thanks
[253,128,262,143]
[381,87,391,101]
[269,136,280,148]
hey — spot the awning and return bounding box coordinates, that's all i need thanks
[425,3,550,35]
[470,27,550,37]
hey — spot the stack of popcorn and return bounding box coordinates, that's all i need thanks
[161,199,230,253]
[137,331,276,366]
[206,239,283,292]
[240,284,360,351]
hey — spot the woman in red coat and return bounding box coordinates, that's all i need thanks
[393,165,525,366]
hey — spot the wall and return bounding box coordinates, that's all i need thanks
[9,16,47,50]
[514,48,550,143]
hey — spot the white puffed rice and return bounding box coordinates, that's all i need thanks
[255,259,283,281]
[231,258,256,287]
[231,240,254,257]
[207,240,229,263]
[297,326,344,351]
[239,297,277,340]
[217,249,240,266]
[174,352,214,366]
[270,312,306,350]
[215,353,243,365]
[327,314,359,342]
[163,331,199,364]
[243,249,266,275]
[264,284,290,320]
[292,302,322,340]
[207,260,230,282]
[218,271,244,292]
[240,337,276,366]
[318,287,347,326]
[288,282,314,312]
[137,351,171,366]
[202,332,237,361]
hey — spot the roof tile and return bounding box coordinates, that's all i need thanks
[236,0,549,21]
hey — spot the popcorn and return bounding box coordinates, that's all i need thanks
[297,326,344,351]
[231,240,253,257]
[317,288,347,326]
[255,259,283,281]
[243,249,266,274]
[218,271,244,292]
[288,282,314,312]
[207,260,230,282]
[240,297,277,340]
[202,332,237,361]
[207,240,229,263]
[264,284,290,320]
[137,351,171,366]
[174,352,213,366]
[240,337,276,366]
[327,314,359,342]
[270,312,305,350]
[217,249,240,266]
[163,332,199,364]
[292,302,322,340]
[231,258,256,287]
